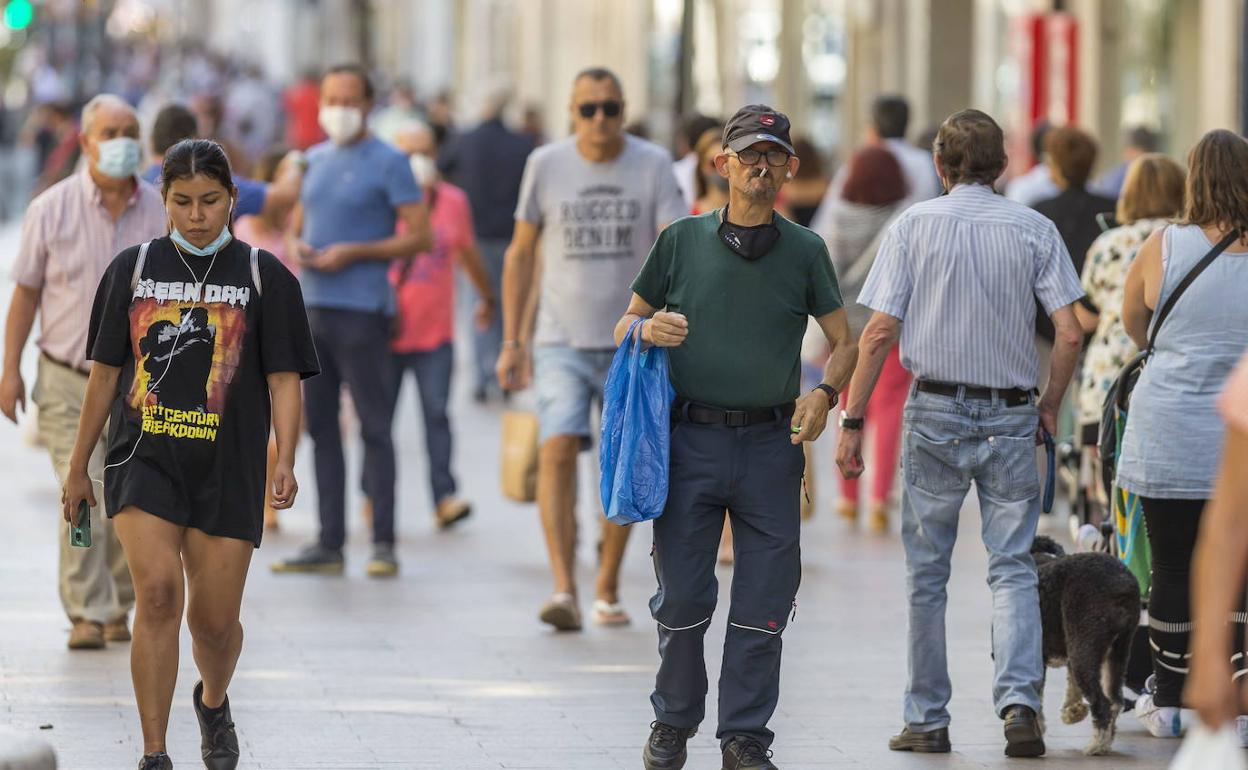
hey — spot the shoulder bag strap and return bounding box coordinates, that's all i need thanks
[1147,228,1239,351]
[130,241,152,294]
[250,246,262,298]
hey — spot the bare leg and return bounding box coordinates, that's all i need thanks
[595,518,632,603]
[537,435,580,596]
[183,528,254,708]
[113,508,186,754]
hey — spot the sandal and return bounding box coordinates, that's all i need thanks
[592,599,631,627]
[539,593,582,631]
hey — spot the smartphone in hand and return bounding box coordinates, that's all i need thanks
[69,499,92,548]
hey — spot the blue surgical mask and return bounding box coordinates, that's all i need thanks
[171,225,232,257]
[95,137,141,179]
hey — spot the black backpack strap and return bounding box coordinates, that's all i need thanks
[1147,228,1239,351]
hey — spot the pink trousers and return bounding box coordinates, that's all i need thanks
[839,345,911,506]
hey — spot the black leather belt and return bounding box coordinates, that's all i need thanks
[671,399,795,427]
[915,380,1034,407]
[41,352,91,377]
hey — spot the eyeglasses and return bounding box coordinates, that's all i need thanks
[577,101,622,119]
[731,148,791,167]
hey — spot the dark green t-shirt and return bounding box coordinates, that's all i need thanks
[631,211,843,409]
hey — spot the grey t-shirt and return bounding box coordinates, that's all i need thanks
[515,134,688,349]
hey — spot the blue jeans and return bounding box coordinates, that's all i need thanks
[900,385,1043,731]
[471,238,507,393]
[392,343,457,505]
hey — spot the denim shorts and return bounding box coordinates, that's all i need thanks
[533,346,616,447]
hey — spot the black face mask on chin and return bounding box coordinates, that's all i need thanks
[717,206,780,261]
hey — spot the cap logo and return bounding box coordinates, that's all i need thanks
[760,114,776,126]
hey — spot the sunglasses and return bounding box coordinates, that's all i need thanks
[731,148,792,167]
[577,100,622,119]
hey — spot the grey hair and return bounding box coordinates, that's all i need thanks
[80,94,135,134]
[393,118,434,144]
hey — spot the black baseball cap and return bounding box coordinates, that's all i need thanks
[723,104,795,156]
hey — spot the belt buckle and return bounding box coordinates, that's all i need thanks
[724,410,748,427]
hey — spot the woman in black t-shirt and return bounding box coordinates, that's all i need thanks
[61,139,319,770]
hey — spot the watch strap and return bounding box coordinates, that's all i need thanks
[813,383,838,407]
[839,413,864,430]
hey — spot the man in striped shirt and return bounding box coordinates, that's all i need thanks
[1,94,166,650]
[836,110,1084,757]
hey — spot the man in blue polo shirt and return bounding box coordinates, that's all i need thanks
[271,63,429,578]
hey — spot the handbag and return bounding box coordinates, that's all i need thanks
[500,409,540,503]
[1099,228,1238,596]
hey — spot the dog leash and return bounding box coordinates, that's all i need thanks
[1041,430,1056,514]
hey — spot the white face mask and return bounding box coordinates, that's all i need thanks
[409,153,437,188]
[95,136,142,179]
[318,105,364,145]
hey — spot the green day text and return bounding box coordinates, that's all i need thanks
[132,280,252,307]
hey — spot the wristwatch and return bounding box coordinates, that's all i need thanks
[839,412,864,431]
[813,383,839,408]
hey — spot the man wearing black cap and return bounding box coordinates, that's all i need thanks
[615,105,857,770]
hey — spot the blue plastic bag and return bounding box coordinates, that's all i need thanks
[599,318,676,525]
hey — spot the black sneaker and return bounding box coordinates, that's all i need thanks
[1003,705,1045,758]
[722,737,778,770]
[888,726,951,753]
[643,721,695,770]
[193,680,240,770]
[270,543,344,574]
[138,752,172,770]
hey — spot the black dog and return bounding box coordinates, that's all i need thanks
[1032,535,1140,755]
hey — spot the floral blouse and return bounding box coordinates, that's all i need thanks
[1077,218,1171,424]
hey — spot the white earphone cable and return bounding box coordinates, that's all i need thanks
[90,239,223,485]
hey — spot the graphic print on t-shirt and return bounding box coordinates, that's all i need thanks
[126,279,251,442]
[559,184,641,260]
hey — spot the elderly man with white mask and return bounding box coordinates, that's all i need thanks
[2,93,165,650]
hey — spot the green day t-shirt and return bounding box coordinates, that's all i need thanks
[515,134,689,349]
[86,237,319,546]
[631,211,843,409]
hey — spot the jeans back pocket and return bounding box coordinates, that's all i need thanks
[903,426,967,495]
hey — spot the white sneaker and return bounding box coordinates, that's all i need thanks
[1134,690,1185,738]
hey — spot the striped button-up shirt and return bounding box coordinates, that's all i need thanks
[11,168,166,371]
[858,183,1084,390]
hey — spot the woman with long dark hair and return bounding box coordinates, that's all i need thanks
[821,146,911,531]
[1119,129,1248,738]
[61,139,319,769]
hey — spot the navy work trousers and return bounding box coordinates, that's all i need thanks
[650,416,804,749]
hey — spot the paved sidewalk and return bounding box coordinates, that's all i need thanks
[0,220,1179,768]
